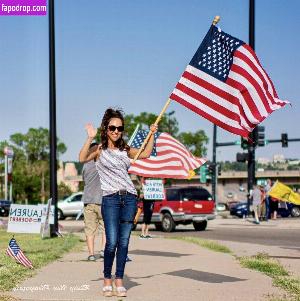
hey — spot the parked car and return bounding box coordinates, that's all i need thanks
[216,202,228,212]
[239,186,245,192]
[230,201,299,218]
[230,201,251,218]
[135,186,215,232]
[290,204,300,217]
[0,199,11,216]
[227,192,234,198]
[57,192,83,220]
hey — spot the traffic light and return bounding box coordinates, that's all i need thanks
[217,164,221,176]
[252,126,265,146]
[281,133,288,147]
[207,163,214,177]
[236,152,248,162]
[241,137,248,150]
[257,126,265,147]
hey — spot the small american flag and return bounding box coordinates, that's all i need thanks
[6,238,33,269]
[129,130,206,179]
[170,25,289,137]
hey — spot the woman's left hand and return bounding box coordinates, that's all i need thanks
[150,124,158,134]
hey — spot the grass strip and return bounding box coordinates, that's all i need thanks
[238,253,300,301]
[170,236,232,254]
[0,229,84,292]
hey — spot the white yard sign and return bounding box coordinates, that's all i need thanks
[7,204,54,234]
[143,179,165,200]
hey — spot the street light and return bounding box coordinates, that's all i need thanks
[166,110,175,134]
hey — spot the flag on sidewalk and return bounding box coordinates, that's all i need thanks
[6,238,33,269]
[268,181,300,205]
[169,25,289,138]
[129,130,206,179]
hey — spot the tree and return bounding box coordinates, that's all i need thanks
[124,112,179,140]
[0,127,66,203]
[58,182,72,200]
[177,130,209,157]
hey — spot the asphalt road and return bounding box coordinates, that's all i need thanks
[153,226,300,248]
[58,217,300,248]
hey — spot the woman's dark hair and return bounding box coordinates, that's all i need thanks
[100,108,129,151]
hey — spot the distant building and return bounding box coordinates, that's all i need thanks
[288,159,300,166]
[57,161,80,192]
[257,157,270,165]
[273,154,285,163]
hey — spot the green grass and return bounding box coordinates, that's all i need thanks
[238,253,300,301]
[0,229,84,292]
[273,277,300,300]
[171,236,232,254]
[239,253,289,277]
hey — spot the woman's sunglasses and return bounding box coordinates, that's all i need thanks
[108,125,124,132]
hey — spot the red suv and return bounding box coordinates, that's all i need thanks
[137,186,215,232]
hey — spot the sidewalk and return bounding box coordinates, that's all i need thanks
[11,234,282,301]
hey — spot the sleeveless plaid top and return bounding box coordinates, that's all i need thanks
[96,148,137,196]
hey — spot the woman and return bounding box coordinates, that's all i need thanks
[79,108,157,297]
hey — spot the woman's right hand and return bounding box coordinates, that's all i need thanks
[85,123,97,139]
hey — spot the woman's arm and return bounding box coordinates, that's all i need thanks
[128,124,158,159]
[79,123,101,163]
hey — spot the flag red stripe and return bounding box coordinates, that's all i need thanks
[243,44,278,98]
[170,92,250,137]
[226,76,264,122]
[156,144,198,169]
[182,70,255,128]
[175,82,242,124]
[17,253,33,268]
[230,64,273,115]
[137,150,195,170]
[129,170,192,179]
[234,50,279,107]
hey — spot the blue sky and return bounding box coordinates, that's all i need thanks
[0,0,299,162]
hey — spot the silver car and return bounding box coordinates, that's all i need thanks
[57,192,83,220]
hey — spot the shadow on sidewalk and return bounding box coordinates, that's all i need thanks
[129,249,192,258]
[166,269,246,283]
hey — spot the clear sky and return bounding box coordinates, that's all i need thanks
[0,0,299,162]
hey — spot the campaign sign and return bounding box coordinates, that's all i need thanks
[143,179,165,200]
[7,204,54,234]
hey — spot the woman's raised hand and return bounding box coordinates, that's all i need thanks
[150,124,158,134]
[85,123,98,139]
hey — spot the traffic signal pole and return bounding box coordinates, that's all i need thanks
[247,0,256,214]
[49,0,58,237]
[212,125,217,203]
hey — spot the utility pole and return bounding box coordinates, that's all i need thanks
[212,125,217,202]
[49,0,58,237]
[247,0,256,213]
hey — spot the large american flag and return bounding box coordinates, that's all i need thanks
[6,238,33,269]
[129,130,206,179]
[170,25,289,137]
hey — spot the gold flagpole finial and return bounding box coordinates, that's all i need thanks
[212,16,221,26]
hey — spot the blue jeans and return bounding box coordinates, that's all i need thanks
[101,193,137,279]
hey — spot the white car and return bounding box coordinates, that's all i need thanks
[57,192,84,220]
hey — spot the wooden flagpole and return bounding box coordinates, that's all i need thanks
[132,98,171,162]
[132,16,221,163]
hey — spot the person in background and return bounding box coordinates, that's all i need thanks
[263,179,272,221]
[270,197,279,220]
[259,185,266,221]
[139,192,155,239]
[82,143,105,261]
[251,184,262,224]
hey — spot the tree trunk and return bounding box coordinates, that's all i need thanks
[41,169,45,204]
